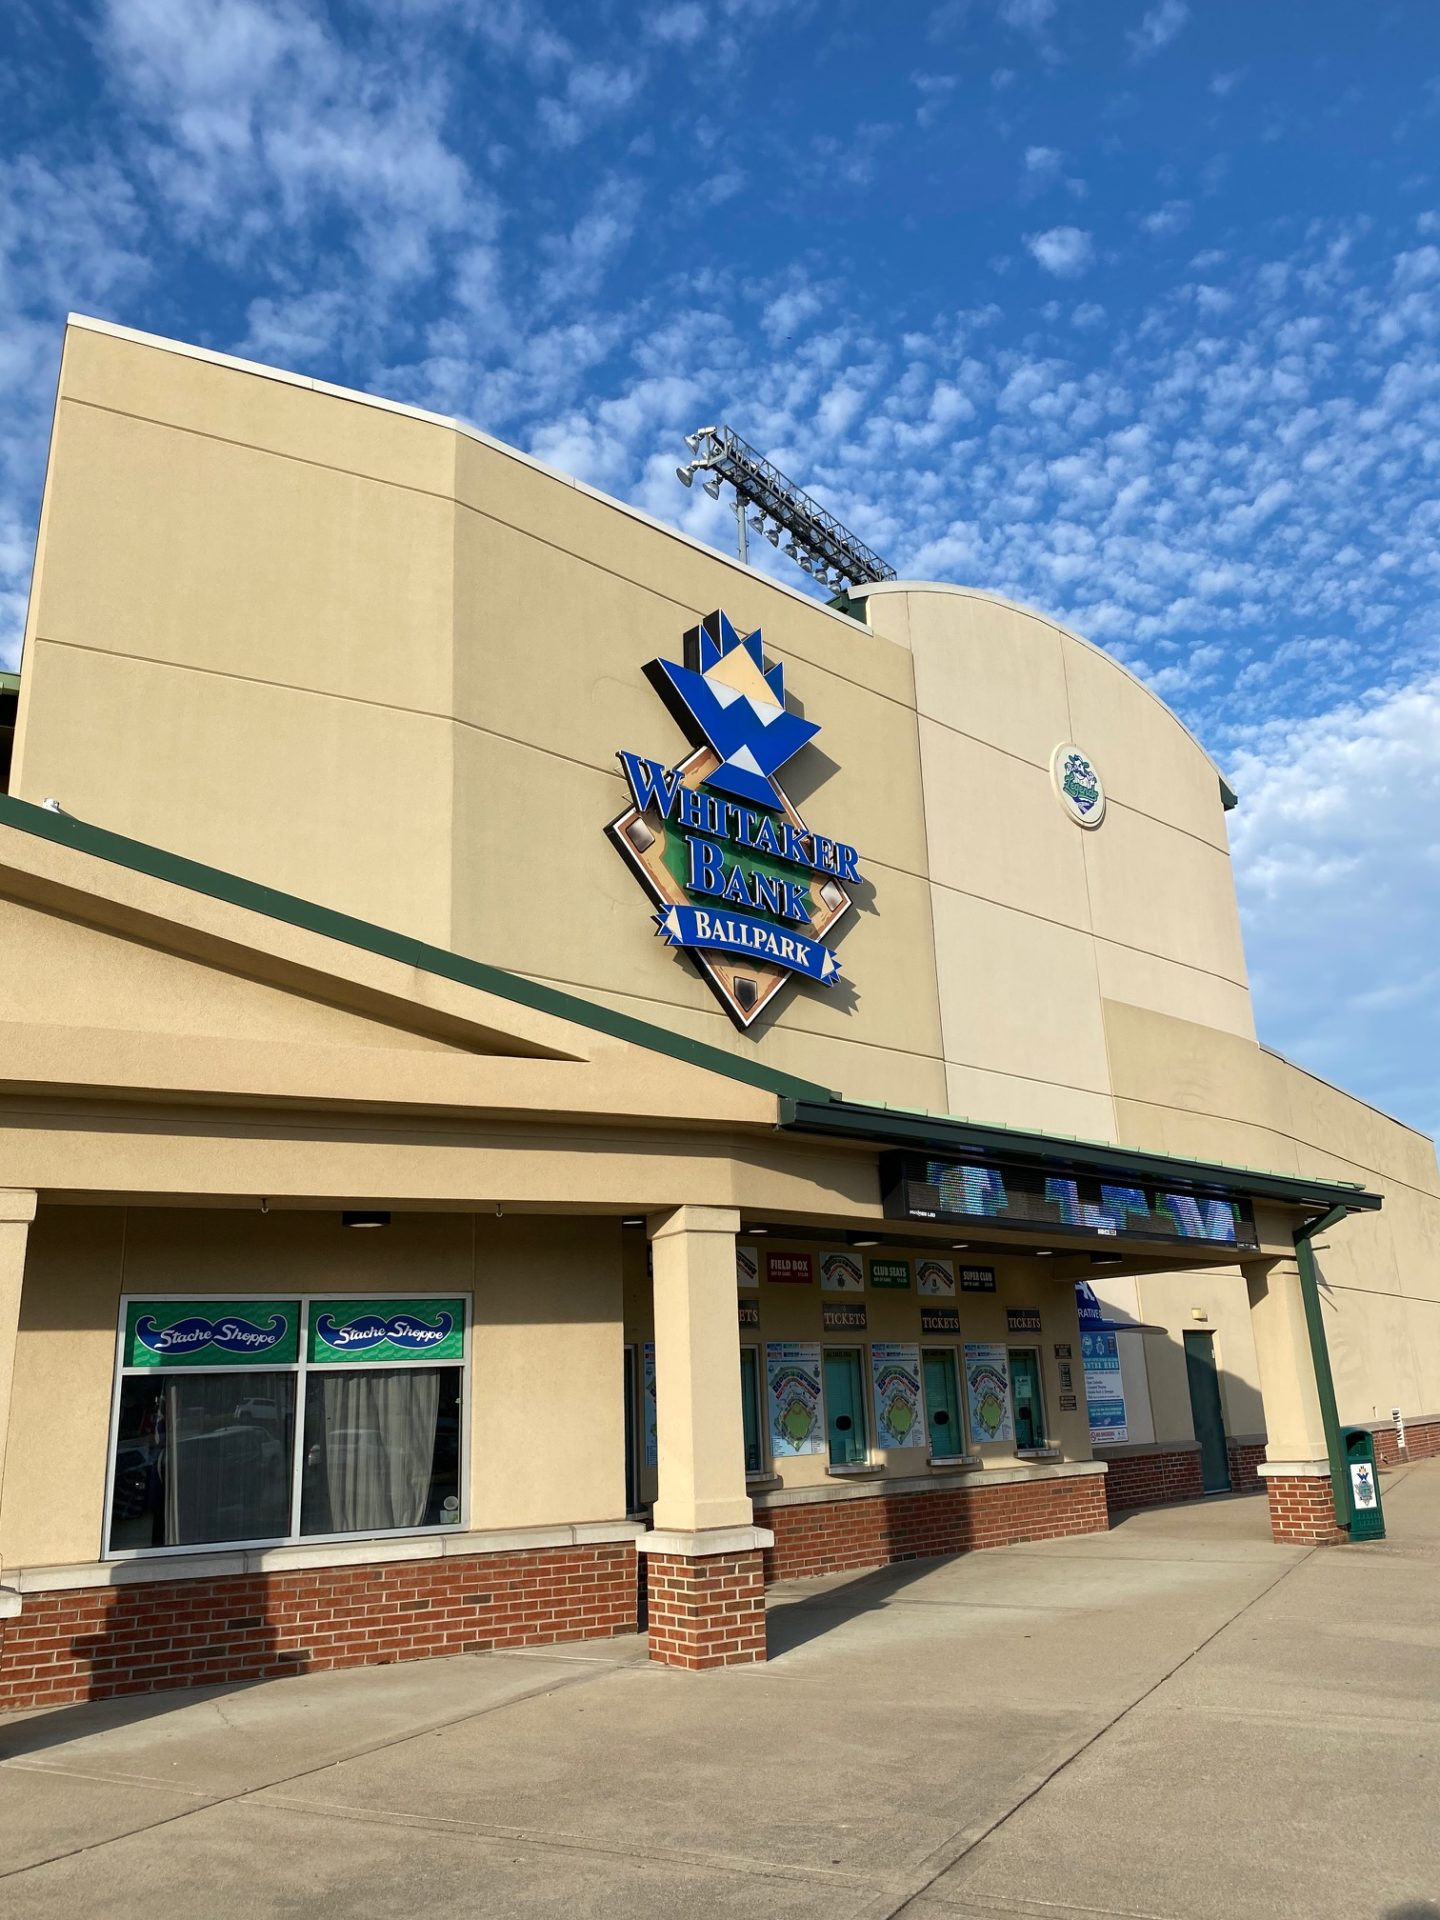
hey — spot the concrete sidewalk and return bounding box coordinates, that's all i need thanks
[3,1465,1438,1920]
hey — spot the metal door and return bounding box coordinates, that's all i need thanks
[1183,1331,1232,1493]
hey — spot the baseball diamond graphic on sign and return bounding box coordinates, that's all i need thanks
[607,610,863,1029]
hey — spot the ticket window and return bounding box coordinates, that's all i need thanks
[922,1347,965,1460]
[1008,1348,1047,1450]
[739,1345,765,1477]
[824,1347,868,1467]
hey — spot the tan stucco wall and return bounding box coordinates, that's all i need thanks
[0,1206,625,1572]
[14,321,1245,1127]
[1107,1000,1440,1437]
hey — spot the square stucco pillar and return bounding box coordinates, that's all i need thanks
[0,1192,38,1638]
[1245,1256,1346,1545]
[639,1206,771,1669]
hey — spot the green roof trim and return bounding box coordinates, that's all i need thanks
[0,793,836,1107]
[0,671,19,694]
[777,1096,1383,1214]
[1219,775,1238,812]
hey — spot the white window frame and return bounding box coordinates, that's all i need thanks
[739,1342,769,1480]
[822,1342,872,1471]
[1006,1343,1050,1453]
[920,1342,969,1462]
[102,1291,473,1561]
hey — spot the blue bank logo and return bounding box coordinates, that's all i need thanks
[647,615,819,812]
[607,610,863,1030]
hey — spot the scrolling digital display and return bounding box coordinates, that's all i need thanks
[881,1153,1258,1251]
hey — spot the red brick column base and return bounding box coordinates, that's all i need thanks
[1264,1472,1348,1545]
[0,1540,638,1713]
[645,1549,766,1670]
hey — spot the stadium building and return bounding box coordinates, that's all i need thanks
[0,315,1435,1706]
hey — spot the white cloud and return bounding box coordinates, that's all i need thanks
[1140,200,1191,237]
[1128,0,1189,60]
[999,0,1055,32]
[1025,225,1094,277]
[1228,676,1440,1136]
[536,176,641,308]
[646,3,707,45]
[537,60,644,149]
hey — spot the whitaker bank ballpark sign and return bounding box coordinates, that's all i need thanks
[607,610,864,1029]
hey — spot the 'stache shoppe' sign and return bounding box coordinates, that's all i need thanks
[607,609,865,1029]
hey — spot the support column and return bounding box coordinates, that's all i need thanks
[639,1206,771,1669]
[0,1193,38,1644]
[1245,1255,1347,1545]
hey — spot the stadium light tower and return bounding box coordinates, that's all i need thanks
[675,424,896,593]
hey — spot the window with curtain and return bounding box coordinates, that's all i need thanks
[106,1295,467,1555]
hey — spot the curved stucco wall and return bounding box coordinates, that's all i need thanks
[856,582,1253,1139]
[14,320,1253,1138]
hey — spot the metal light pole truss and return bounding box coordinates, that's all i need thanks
[676,424,896,591]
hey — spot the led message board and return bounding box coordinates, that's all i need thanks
[880,1152,1258,1252]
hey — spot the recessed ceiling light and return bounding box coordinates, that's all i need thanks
[1035,1249,1054,1257]
[744,1225,769,1235]
[848,1231,880,1248]
[621,1217,644,1228]
[950,1243,968,1251]
[342,1210,391,1230]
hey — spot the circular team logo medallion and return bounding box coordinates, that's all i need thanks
[1051,743,1106,827]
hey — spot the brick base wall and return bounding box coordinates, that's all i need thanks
[0,1543,637,1713]
[1372,1418,1440,1467]
[1265,1474,1348,1545]
[645,1549,766,1671]
[1100,1448,1206,1515]
[755,1472,1108,1584]
[1228,1441,1267,1493]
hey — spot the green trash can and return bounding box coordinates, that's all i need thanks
[1342,1428,1385,1541]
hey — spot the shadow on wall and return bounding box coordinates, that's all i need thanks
[0,1580,300,1721]
[1102,1269,1266,1457]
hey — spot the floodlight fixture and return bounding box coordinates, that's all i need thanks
[673,422,897,589]
[676,463,695,488]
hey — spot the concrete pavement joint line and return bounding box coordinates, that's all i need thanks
[0,1658,620,1886]
[250,1790,884,1894]
[1,1758,220,1799]
[848,1546,1320,1920]
[910,1890,1173,1920]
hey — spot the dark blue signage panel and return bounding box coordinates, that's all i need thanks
[881,1153,1258,1251]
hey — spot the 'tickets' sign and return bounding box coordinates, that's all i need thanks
[920,1305,961,1334]
[823,1302,868,1333]
[607,611,865,1029]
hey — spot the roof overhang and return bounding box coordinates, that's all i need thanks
[777,1096,1383,1219]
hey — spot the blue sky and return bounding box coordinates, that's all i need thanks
[2,0,1438,1137]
